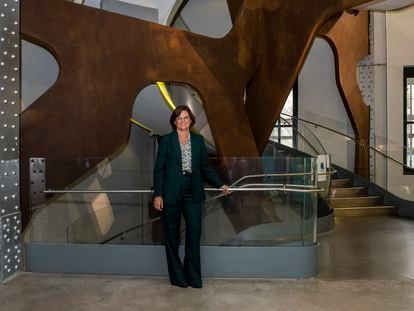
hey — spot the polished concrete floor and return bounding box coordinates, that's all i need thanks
[318,216,414,281]
[1,216,414,310]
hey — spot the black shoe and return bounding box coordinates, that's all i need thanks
[188,283,202,288]
[171,282,188,288]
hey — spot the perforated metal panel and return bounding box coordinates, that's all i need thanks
[358,14,376,181]
[0,213,22,280]
[0,0,21,281]
[29,158,45,209]
[358,54,375,180]
[358,55,374,107]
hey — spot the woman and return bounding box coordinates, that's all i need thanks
[153,105,229,288]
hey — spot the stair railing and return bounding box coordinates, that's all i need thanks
[281,112,414,201]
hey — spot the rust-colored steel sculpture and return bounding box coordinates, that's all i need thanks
[20,0,372,227]
[226,0,242,24]
[318,11,370,177]
[228,2,370,178]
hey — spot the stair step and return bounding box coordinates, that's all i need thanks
[331,179,353,188]
[331,196,382,208]
[331,187,367,198]
[334,206,395,217]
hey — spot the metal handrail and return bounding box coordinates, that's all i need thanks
[46,169,335,195]
[287,114,327,155]
[205,186,324,193]
[45,185,324,195]
[228,170,336,188]
[281,112,413,170]
[238,183,322,189]
[278,115,325,156]
[45,190,152,194]
[100,217,162,245]
[228,172,311,188]
[281,112,357,141]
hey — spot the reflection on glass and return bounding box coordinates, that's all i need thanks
[407,78,414,168]
[407,124,414,168]
[271,90,295,147]
[203,157,317,247]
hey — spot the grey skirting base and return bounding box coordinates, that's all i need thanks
[25,242,319,278]
[317,209,335,233]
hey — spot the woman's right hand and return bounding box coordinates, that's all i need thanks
[154,196,164,211]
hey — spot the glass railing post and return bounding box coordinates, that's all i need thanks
[140,193,143,244]
[312,157,318,244]
[301,157,306,247]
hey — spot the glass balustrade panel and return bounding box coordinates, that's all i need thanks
[25,156,319,247]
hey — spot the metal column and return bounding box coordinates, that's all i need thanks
[0,0,22,282]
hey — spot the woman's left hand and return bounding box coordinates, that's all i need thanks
[221,184,230,194]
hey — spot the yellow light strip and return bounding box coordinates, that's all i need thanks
[131,84,214,149]
[130,118,156,134]
[156,81,176,111]
[155,81,216,150]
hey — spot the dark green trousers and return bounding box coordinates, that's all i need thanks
[162,174,202,288]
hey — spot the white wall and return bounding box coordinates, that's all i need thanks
[371,12,388,189]
[298,38,354,170]
[21,41,59,111]
[82,0,180,24]
[385,7,414,199]
[83,0,101,8]
[101,0,158,21]
[180,0,232,38]
[120,0,176,23]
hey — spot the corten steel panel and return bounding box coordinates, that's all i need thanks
[241,0,370,154]
[226,2,370,177]
[19,0,373,227]
[318,12,370,177]
[226,0,243,24]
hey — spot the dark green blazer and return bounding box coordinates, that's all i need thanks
[153,131,224,204]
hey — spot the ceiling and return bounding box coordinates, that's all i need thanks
[355,0,414,11]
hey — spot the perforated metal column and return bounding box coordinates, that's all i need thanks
[358,14,375,181]
[0,0,21,281]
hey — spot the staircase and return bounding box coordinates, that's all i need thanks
[330,178,396,216]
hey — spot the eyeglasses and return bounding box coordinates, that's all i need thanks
[176,116,190,122]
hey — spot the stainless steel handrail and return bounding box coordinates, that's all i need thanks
[45,185,324,194]
[228,170,336,188]
[238,183,321,189]
[44,190,152,194]
[278,115,325,155]
[281,112,413,169]
[281,112,357,141]
[205,186,324,193]
[229,172,311,188]
[45,169,335,195]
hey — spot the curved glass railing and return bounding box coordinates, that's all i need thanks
[282,112,414,202]
[268,114,334,202]
[274,114,326,157]
[24,156,320,247]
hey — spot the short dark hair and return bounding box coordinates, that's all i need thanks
[170,105,196,130]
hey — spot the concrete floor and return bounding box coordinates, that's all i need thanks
[1,216,414,311]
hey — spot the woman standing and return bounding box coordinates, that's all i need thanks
[153,105,228,288]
